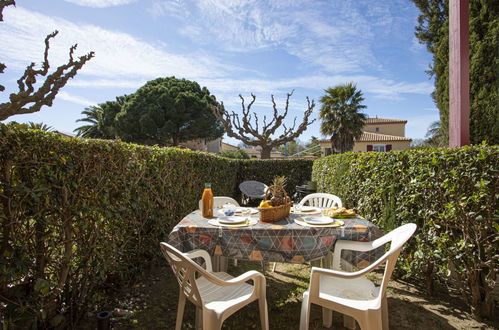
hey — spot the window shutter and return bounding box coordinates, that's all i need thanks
[386,144,392,151]
[367,145,373,152]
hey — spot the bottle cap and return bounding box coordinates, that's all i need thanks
[205,183,211,188]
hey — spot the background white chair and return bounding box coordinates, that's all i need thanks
[160,242,269,330]
[198,196,240,211]
[198,196,241,268]
[299,193,342,208]
[299,223,417,330]
[296,192,342,271]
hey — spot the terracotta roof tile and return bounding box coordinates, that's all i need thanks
[356,131,411,142]
[365,117,407,124]
[320,131,412,143]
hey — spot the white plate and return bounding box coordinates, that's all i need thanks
[293,206,321,213]
[303,216,335,225]
[217,216,248,224]
[235,207,259,215]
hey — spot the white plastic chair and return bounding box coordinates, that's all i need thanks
[198,196,241,268]
[299,193,342,208]
[198,196,240,211]
[160,243,269,330]
[299,223,417,330]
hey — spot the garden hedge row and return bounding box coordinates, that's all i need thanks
[2,123,496,325]
[0,124,311,328]
[312,146,498,320]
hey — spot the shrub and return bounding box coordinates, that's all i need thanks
[0,124,237,327]
[312,146,498,320]
[219,149,250,159]
[0,124,311,327]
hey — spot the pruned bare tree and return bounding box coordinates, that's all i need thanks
[213,90,316,159]
[0,0,16,93]
[0,0,15,22]
[0,1,94,121]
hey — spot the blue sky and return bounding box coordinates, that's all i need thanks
[1,0,438,145]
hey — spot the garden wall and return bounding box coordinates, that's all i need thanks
[312,146,498,320]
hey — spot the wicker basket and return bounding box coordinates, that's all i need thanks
[258,188,292,223]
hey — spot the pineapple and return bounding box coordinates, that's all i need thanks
[269,176,287,206]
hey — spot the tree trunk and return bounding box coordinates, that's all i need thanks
[260,146,272,159]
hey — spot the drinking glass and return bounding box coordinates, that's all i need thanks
[240,208,251,217]
[222,203,236,216]
[293,203,302,213]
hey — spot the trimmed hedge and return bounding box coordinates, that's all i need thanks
[312,146,498,320]
[0,124,310,327]
[0,126,239,327]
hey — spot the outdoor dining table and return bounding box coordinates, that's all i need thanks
[168,208,383,272]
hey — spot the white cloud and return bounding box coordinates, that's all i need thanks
[63,0,138,8]
[148,0,189,19]
[0,7,235,82]
[57,91,96,106]
[67,73,433,106]
[197,75,433,101]
[157,0,388,74]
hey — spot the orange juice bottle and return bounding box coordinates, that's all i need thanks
[201,183,214,218]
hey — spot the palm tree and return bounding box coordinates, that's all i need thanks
[425,121,447,147]
[27,122,53,131]
[319,83,367,153]
[74,105,107,138]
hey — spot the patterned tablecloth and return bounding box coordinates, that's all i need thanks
[168,210,383,267]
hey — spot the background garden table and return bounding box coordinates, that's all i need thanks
[168,209,383,272]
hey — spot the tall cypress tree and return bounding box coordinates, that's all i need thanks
[412,0,498,145]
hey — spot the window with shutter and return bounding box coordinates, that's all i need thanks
[367,145,373,151]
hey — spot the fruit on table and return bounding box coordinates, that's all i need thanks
[269,176,287,206]
[259,200,272,208]
[324,207,356,217]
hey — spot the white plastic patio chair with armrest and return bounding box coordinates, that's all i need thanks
[160,242,269,330]
[283,193,341,271]
[198,196,240,211]
[298,193,342,208]
[299,223,417,330]
[198,196,241,268]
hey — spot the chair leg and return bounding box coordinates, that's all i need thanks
[175,293,186,330]
[272,262,277,272]
[299,292,311,330]
[233,258,238,267]
[359,310,382,330]
[322,307,332,328]
[382,296,389,330]
[203,309,222,330]
[195,307,202,330]
[343,315,356,329]
[259,298,269,330]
